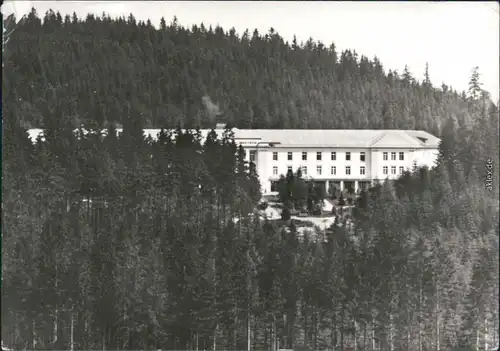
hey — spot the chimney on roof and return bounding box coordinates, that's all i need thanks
[215,112,227,129]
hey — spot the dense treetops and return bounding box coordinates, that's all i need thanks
[3,8,495,132]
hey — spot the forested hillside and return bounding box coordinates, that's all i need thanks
[3,9,496,131]
[2,8,499,351]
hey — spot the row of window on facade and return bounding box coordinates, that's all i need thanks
[382,152,405,161]
[248,151,406,162]
[272,165,409,177]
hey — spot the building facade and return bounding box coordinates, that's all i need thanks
[234,129,440,194]
[27,128,440,194]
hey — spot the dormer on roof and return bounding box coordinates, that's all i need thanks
[370,130,421,148]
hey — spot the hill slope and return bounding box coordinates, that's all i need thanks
[3,9,493,132]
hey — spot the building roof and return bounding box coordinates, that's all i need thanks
[234,129,440,149]
[27,128,440,149]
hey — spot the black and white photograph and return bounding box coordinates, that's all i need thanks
[1,1,499,350]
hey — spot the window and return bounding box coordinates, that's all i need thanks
[249,150,256,162]
[287,152,293,161]
[301,166,308,176]
[399,152,404,161]
[316,151,322,161]
[391,152,396,161]
[345,152,351,161]
[331,166,336,175]
[302,152,307,161]
[391,166,396,175]
[273,152,278,161]
[287,166,293,173]
[273,166,278,175]
[399,166,404,175]
[317,166,322,175]
[383,152,388,161]
[346,166,351,175]
[331,151,336,161]
[383,166,388,175]
[360,152,366,162]
[360,166,365,175]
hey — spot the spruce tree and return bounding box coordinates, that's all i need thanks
[468,66,482,100]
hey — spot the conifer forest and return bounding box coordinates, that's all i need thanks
[2,9,500,351]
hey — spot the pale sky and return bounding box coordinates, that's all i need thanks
[4,1,500,102]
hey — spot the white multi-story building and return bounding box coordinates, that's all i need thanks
[235,129,440,194]
[27,127,440,194]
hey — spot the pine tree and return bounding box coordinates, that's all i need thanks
[423,62,431,87]
[468,66,482,100]
[402,65,414,85]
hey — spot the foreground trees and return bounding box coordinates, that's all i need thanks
[3,118,498,350]
[276,169,326,215]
